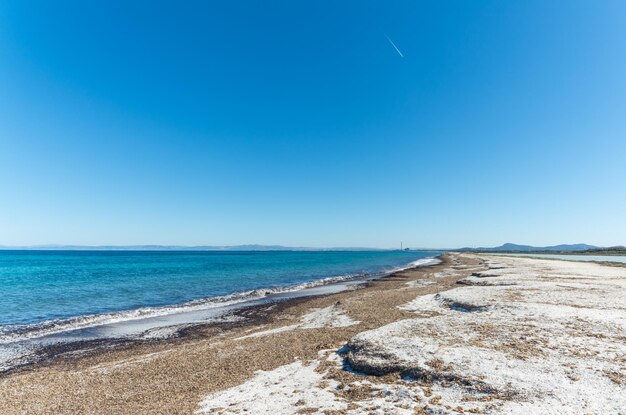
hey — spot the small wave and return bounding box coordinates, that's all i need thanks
[0,255,440,343]
[404,257,441,269]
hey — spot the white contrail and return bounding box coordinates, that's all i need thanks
[385,34,404,58]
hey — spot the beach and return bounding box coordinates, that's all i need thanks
[0,254,624,414]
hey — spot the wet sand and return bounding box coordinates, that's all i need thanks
[0,254,477,414]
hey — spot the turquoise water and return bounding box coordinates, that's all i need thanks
[0,250,437,334]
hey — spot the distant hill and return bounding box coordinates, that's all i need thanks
[457,243,599,252]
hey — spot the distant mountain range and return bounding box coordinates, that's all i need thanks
[1,243,620,253]
[456,243,599,252]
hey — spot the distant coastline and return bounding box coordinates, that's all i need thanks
[0,244,390,252]
[3,242,623,254]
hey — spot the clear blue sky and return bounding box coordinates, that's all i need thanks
[1,1,625,248]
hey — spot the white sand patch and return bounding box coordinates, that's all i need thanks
[345,254,626,414]
[236,304,359,340]
[197,348,455,415]
[405,279,435,288]
[433,269,459,279]
[299,304,359,329]
[195,359,347,414]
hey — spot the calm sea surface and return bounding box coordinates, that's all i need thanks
[0,250,437,332]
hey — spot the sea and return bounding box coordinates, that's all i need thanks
[0,249,440,371]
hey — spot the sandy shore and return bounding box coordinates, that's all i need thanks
[1,254,624,414]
